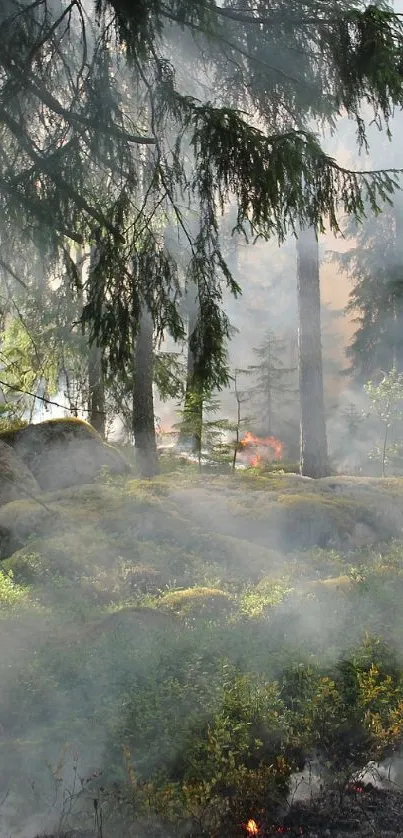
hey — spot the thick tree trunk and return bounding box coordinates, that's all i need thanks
[86,243,106,438]
[88,343,105,438]
[266,338,273,436]
[297,226,330,478]
[132,307,159,477]
[178,290,202,456]
[392,206,403,372]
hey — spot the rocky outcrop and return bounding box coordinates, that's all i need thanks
[0,439,41,508]
[0,417,130,491]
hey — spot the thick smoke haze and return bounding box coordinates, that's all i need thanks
[3,2,403,837]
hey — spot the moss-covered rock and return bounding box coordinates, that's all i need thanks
[158,586,236,619]
[169,475,403,551]
[89,605,179,637]
[0,498,54,557]
[0,440,41,509]
[0,417,130,490]
[0,415,101,446]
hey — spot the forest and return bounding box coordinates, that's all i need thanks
[4,1,403,836]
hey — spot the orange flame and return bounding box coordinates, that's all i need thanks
[239,431,284,465]
[246,819,260,835]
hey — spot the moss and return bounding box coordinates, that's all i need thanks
[3,473,403,617]
[0,417,28,435]
[303,574,355,593]
[2,550,46,584]
[0,416,102,447]
[277,492,360,521]
[0,498,54,557]
[0,440,41,511]
[14,416,99,438]
[198,533,285,582]
[158,586,235,618]
[89,605,179,636]
[0,419,130,492]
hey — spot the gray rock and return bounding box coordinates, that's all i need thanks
[0,418,130,490]
[0,439,41,508]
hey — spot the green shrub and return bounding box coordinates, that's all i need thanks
[238,576,292,618]
[0,568,27,606]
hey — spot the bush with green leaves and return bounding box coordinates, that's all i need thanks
[0,568,27,606]
[365,367,403,476]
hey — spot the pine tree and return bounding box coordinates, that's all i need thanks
[87,242,106,437]
[178,284,202,453]
[132,307,159,477]
[0,245,90,423]
[248,331,297,437]
[330,200,403,383]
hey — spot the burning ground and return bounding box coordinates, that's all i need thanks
[3,467,403,835]
[237,432,285,469]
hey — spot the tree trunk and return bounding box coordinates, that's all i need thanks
[232,373,242,471]
[178,289,203,456]
[297,226,330,478]
[267,337,273,436]
[392,206,403,372]
[132,307,159,477]
[88,343,105,438]
[87,243,106,438]
[381,421,389,478]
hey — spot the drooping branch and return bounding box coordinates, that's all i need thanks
[1,60,157,146]
[0,106,125,241]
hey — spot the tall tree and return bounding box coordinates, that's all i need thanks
[178,284,202,453]
[0,246,90,423]
[88,344,106,437]
[297,226,330,478]
[132,307,159,477]
[248,330,297,437]
[330,200,403,382]
[87,242,106,437]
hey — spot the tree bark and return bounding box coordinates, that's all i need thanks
[392,205,403,373]
[267,336,273,436]
[297,226,330,478]
[132,307,159,477]
[178,288,202,456]
[88,343,105,438]
[87,243,106,438]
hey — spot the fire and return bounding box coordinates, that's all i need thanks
[245,819,260,835]
[239,431,284,466]
[347,782,364,793]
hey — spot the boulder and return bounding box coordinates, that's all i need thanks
[0,417,130,491]
[0,439,41,508]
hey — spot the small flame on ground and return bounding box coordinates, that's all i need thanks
[239,431,284,465]
[245,819,260,835]
[347,782,364,793]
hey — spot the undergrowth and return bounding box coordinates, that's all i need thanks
[1,474,403,835]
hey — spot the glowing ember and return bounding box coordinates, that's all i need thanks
[239,431,284,465]
[347,782,364,793]
[246,819,260,835]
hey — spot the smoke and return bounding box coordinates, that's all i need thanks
[3,3,403,838]
[2,423,403,835]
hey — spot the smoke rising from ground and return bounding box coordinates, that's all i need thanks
[3,3,403,838]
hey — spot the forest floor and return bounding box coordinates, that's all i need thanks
[2,465,403,836]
